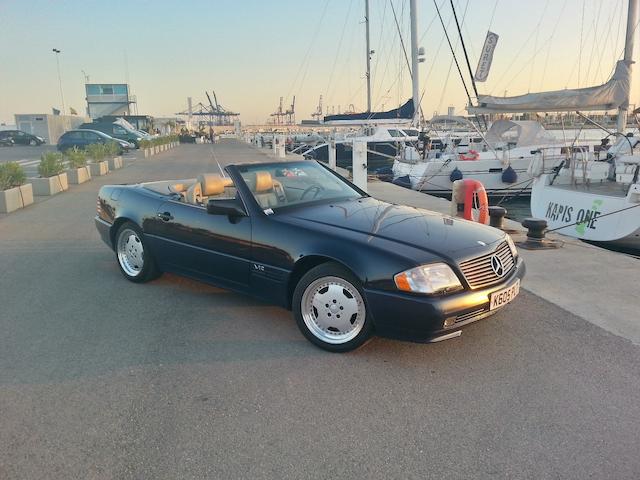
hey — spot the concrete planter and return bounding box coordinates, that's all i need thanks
[154,146,159,154]
[66,166,91,184]
[29,173,69,196]
[0,184,34,213]
[108,156,123,170]
[89,161,109,176]
[144,148,152,158]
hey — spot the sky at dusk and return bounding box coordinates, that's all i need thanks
[0,0,638,125]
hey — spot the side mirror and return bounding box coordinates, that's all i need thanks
[207,198,246,217]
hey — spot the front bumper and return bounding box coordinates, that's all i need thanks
[364,257,526,342]
[95,216,113,249]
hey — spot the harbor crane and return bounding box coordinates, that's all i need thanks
[176,91,239,127]
[311,95,323,121]
[270,96,296,125]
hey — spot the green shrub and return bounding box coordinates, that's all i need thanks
[105,141,120,156]
[86,143,106,161]
[0,162,27,191]
[140,139,151,149]
[65,147,87,168]
[38,151,65,178]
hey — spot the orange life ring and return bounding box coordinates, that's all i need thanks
[459,149,480,161]
[463,179,489,224]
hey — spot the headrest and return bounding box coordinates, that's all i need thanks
[254,171,273,193]
[168,183,187,193]
[197,174,233,196]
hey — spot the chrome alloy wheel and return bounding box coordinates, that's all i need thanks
[117,228,144,277]
[301,276,366,344]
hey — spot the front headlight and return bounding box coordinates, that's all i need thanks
[505,234,518,258]
[394,263,462,295]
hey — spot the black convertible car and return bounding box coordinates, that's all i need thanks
[95,160,524,351]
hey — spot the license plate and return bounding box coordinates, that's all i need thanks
[489,279,520,311]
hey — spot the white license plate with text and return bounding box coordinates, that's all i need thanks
[489,279,520,311]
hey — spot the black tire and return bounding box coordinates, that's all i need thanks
[29,139,37,146]
[292,262,373,352]
[114,222,161,283]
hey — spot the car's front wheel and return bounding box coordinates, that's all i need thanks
[29,139,37,146]
[293,263,373,352]
[115,222,161,283]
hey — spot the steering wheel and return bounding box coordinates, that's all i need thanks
[300,184,325,200]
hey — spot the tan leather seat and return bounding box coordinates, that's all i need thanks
[185,174,234,205]
[197,174,232,197]
[168,183,187,194]
[252,171,279,209]
[185,182,202,205]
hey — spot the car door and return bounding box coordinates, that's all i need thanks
[14,131,27,145]
[145,199,252,290]
[81,131,104,147]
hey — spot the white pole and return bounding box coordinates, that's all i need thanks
[352,139,368,192]
[365,0,372,112]
[410,0,420,125]
[328,139,337,170]
[617,0,639,132]
[53,49,66,115]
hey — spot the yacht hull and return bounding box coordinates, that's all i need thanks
[530,174,640,247]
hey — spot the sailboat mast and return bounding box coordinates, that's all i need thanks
[617,0,639,132]
[410,0,420,125]
[365,0,372,112]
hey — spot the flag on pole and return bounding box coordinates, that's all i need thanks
[474,31,499,82]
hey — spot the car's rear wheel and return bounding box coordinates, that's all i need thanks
[115,222,160,283]
[293,263,373,352]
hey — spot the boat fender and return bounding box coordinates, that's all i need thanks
[392,175,412,189]
[450,180,465,217]
[459,149,480,161]
[462,179,489,224]
[449,167,463,182]
[501,165,518,183]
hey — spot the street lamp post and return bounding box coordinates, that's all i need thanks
[52,48,66,115]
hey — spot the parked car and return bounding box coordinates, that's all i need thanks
[79,122,143,148]
[0,130,45,146]
[95,160,525,352]
[57,129,133,153]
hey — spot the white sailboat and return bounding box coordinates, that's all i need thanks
[530,0,640,249]
[392,0,635,198]
[392,116,572,197]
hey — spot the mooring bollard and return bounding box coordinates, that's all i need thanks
[522,218,547,241]
[488,206,507,229]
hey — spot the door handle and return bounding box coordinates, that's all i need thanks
[157,212,174,222]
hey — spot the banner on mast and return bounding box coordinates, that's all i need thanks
[474,31,499,82]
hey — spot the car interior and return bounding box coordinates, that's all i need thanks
[142,164,359,211]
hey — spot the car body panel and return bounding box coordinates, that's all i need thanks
[57,129,132,152]
[95,161,525,340]
[79,122,141,147]
[0,130,45,145]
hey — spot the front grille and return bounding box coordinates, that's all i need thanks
[455,308,487,324]
[458,241,515,289]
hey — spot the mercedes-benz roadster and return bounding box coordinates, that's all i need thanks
[95,160,525,351]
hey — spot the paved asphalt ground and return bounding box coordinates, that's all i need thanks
[1,142,639,479]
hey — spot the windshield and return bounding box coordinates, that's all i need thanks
[237,161,362,211]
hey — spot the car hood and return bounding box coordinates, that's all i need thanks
[277,197,505,261]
